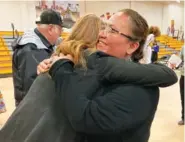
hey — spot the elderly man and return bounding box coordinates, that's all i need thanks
[36,9,177,142]
[12,9,63,106]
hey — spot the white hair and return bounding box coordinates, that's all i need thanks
[37,24,49,29]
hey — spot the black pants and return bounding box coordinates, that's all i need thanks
[179,75,184,120]
[151,51,158,63]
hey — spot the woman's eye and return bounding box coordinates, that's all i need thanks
[111,29,117,34]
[101,26,106,30]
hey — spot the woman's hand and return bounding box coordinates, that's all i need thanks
[37,53,73,75]
[37,58,52,75]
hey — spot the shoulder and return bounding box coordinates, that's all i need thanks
[86,52,117,71]
[15,43,37,54]
[97,55,123,70]
[13,43,40,62]
[17,43,39,56]
[22,43,38,52]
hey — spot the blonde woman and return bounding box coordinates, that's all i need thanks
[0,13,177,142]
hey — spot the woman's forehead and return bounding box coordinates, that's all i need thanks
[109,13,129,26]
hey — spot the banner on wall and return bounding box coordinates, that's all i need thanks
[35,0,80,29]
[170,20,175,35]
[167,19,175,36]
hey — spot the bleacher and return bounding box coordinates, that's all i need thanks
[0,31,24,76]
[0,31,69,76]
[156,35,184,59]
[0,31,184,76]
[0,37,12,75]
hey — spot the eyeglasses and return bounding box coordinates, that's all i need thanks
[102,24,138,41]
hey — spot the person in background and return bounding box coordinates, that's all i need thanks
[178,45,184,125]
[12,9,64,107]
[140,32,154,64]
[149,26,161,63]
[0,90,6,114]
[168,45,184,125]
[152,40,160,62]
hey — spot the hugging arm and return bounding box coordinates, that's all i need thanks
[49,59,74,90]
[99,57,178,87]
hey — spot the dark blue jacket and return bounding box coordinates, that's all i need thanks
[12,28,54,106]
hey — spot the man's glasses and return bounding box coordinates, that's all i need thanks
[102,24,138,41]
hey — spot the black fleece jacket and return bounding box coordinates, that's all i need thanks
[49,51,177,142]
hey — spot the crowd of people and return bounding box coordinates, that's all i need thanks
[0,8,184,142]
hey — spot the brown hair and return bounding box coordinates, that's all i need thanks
[119,9,149,62]
[56,14,102,67]
[149,26,161,37]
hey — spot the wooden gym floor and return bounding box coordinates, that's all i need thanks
[0,76,184,142]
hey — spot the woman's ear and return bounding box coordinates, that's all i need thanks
[126,42,140,55]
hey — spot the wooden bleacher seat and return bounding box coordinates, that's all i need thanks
[159,48,167,52]
[0,35,13,75]
[0,31,24,37]
[156,35,184,60]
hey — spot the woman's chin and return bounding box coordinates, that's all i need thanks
[97,44,109,53]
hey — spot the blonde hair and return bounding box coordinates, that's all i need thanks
[56,14,102,68]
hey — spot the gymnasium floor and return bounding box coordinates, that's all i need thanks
[0,76,184,142]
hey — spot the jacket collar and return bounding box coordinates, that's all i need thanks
[34,28,53,50]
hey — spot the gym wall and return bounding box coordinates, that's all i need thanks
[0,1,184,34]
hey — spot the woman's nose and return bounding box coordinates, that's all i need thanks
[99,30,107,39]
